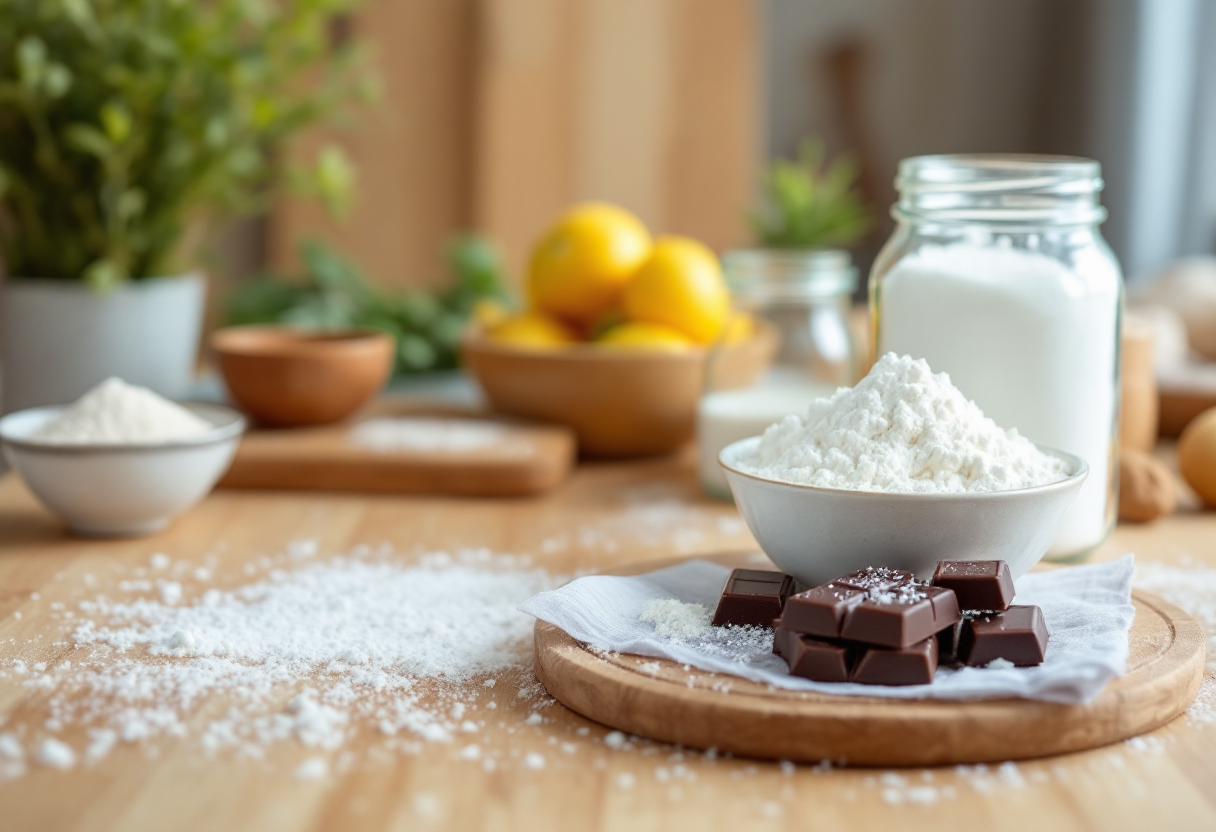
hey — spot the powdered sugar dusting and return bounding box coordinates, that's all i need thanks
[639,600,712,639]
[31,377,213,445]
[637,599,775,660]
[741,353,1069,493]
[349,417,534,456]
[0,545,562,775]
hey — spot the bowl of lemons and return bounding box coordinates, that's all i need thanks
[463,203,775,457]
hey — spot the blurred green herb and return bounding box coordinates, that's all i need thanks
[0,0,372,287]
[227,237,509,376]
[748,139,871,249]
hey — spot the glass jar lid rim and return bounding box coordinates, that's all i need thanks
[722,247,857,298]
[898,153,1103,188]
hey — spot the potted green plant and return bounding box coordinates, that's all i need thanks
[0,0,364,412]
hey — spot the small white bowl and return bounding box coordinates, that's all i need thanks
[0,403,245,537]
[719,436,1088,587]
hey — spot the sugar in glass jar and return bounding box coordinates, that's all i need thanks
[870,154,1123,560]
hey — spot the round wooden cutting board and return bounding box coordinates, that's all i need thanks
[533,554,1206,767]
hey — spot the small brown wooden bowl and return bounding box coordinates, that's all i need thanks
[210,326,395,427]
[462,323,777,458]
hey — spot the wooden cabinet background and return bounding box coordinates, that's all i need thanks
[268,0,759,291]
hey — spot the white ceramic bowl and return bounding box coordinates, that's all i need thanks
[0,403,245,537]
[719,436,1088,587]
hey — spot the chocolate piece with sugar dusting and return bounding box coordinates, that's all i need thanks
[780,584,867,639]
[931,560,1015,611]
[833,567,914,593]
[839,584,961,649]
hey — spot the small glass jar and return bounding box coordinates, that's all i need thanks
[870,154,1123,560]
[698,249,862,498]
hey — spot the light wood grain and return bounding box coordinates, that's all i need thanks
[220,414,574,496]
[0,445,1215,832]
[534,554,1204,765]
[269,0,477,289]
[270,0,760,292]
[472,0,760,280]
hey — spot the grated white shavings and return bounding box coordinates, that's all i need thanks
[35,738,76,769]
[0,545,564,777]
[741,353,1069,493]
[348,417,534,456]
[637,598,776,661]
[639,600,713,640]
[295,757,329,780]
[32,377,213,445]
[0,734,22,760]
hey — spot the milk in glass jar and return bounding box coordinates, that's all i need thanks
[870,155,1122,560]
[699,249,862,498]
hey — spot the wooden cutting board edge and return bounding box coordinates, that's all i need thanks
[533,586,1205,767]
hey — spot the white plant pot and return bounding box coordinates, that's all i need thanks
[0,274,205,413]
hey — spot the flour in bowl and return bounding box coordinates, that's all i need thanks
[33,377,213,444]
[739,353,1069,493]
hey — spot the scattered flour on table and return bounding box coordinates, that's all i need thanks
[740,353,1069,493]
[349,417,534,456]
[0,545,566,779]
[32,377,213,444]
[540,484,750,557]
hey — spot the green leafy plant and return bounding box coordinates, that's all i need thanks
[749,139,871,249]
[228,237,509,376]
[0,0,370,288]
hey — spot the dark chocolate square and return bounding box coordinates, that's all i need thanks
[936,620,965,665]
[839,584,961,649]
[780,584,867,638]
[711,569,794,627]
[774,630,855,683]
[958,605,1049,667]
[931,560,1015,611]
[851,637,938,686]
[833,567,914,593]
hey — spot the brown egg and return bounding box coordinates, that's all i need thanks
[1178,407,1216,508]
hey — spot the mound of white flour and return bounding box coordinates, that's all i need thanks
[739,353,1069,493]
[33,377,212,444]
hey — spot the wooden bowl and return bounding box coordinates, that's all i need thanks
[210,326,395,427]
[462,324,777,458]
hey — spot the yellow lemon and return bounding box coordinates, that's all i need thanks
[1179,407,1216,507]
[472,298,509,329]
[621,235,729,343]
[597,322,696,353]
[528,203,652,326]
[722,311,756,344]
[487,312,578,350]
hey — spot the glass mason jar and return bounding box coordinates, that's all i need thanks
[698,249,862,499]
[870,154,1123,561]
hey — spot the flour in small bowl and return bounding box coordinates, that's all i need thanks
[739,353,1069,493]
[32,377,213,444]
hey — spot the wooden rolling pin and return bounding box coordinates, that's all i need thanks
[1121,314,1158,452]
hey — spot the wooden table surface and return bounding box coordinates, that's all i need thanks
[0,445,1213,832]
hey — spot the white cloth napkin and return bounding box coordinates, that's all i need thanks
[520,554,1136,704]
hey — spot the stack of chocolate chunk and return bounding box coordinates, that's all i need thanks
[931,560,1049,669]
[711,560,1049,686]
